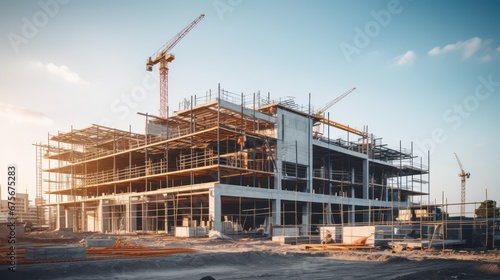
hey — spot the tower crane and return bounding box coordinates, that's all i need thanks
[454,153,470,215]
[315,87,356,117]
[313,87,357,137]
[146,14,205,118]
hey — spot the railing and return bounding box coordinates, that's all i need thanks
[312,168,357,182]
[178,149,215,170]
[386,184,425,193]
[60,150,277,190]
[391,160,428,171]
[178,88,314,115]
[73,161,171,188]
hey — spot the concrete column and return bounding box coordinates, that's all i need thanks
[362,159,370,223]
[142,200,147,232]
[307,113,313,194]
[351,167,355,184]
[327,161,332,195]
[275,115,283,191]
[130,203,137,232]
[56,204,62,230]
[81,202,86,232]
[362,159,369,199]
[384,178,389,202]
[274,158,282,191]
[98,199,104,233]
[349,204,355,225]
[125,202,130,233]
[209,186,221,232]
[164,201,168,233]
[308,150,313,194]
[301,202,311,235]
[271,198,281,227]
[351,167,356,198]
[65,208,73,230]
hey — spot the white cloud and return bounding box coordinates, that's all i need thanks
[32,61,88,84]
[0,103,53,125]
[476,142,487,148]
[480,54,493,62]
[428,37,482,58]
[394,50,416,66]
[496,46,500,52]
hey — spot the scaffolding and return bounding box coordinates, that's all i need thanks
[33,85,497,249]
[34,143,46,227]
[36,87,276,232]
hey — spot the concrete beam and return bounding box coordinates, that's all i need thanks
[314,140,367,159]
[215,183,397,208]
[219,99,276,123]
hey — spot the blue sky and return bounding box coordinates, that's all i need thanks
[1,0,499,213]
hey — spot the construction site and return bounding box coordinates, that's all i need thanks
[36,85,430,234]
[31,81,499,245]
[2,13,500,280]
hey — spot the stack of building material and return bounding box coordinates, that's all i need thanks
[304,234,379,251]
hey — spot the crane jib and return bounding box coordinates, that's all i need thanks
[145,13,205,119]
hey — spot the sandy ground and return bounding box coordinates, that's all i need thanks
[1,231,499,280]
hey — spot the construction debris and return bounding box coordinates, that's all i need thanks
[305,235,378,251]
[0,236,196,264]
[389,239,467,252]
[86,237,196,259]
[304,244,379,251]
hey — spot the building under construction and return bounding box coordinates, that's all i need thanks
[35,87,432,237]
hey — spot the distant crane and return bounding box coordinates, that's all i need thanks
[146,14,205,118]
[313,87,356,137]
[454,153,470,215]
[315,87,356,117]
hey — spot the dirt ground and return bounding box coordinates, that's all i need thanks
[1,231,499,280]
